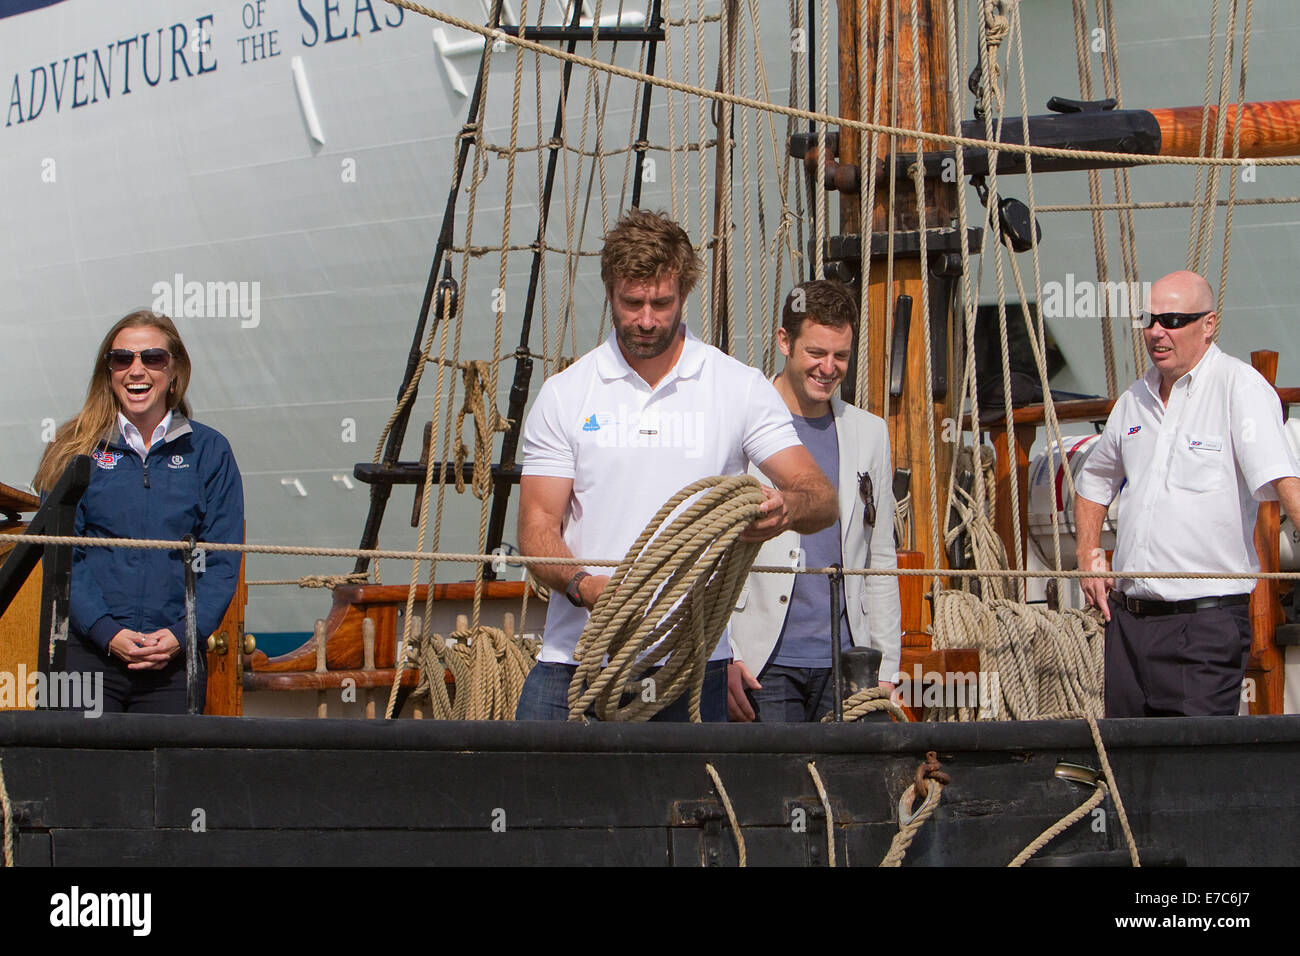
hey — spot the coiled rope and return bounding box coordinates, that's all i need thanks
[398,624,540,721]
[822,686,910,723]
[929,590,1104,721]
[568,475,764,722]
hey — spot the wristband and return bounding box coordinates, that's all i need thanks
[565,570,592,608]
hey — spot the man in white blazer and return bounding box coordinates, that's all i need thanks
[728,280,902,721]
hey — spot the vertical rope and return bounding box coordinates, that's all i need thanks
[1097,0,1146,381]
[976,1,1026,591]
[705,763,747,866]
[856,0,892,406]
[1187,0,1223,267]
[812,0,830,278]
[1215,0,1253,329]
[1071,0,1118,398]
[694,0,711,341]
[807,761,836,867]
[907,0,942,592]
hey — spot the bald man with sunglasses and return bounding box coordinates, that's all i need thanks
[727,280,901,721]
[1075,270,1300,717]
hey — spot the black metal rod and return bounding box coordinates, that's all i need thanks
[629,0,663,209]
[829,562,844,722]
[501,25,665,41]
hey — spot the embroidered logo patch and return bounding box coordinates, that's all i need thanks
[1127,425,1141,435]
[167,454,189,469]
[92,451,123,470]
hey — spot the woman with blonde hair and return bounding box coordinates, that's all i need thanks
[36,310,243,714]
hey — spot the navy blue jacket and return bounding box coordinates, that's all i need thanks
[68,415,244,654]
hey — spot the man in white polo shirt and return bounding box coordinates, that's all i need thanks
[1075,270,1300,717]
[515,208,837,721]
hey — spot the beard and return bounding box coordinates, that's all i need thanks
[615,314,682,360]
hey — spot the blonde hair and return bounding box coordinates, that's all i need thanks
[34,311,192,492]
[599,208,701,296]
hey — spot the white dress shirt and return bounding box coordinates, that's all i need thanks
[118,410,173,461]
[1075,344,1300,600]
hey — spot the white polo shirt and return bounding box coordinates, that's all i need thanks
[1075,343,1300,600]
[521,328,801,664]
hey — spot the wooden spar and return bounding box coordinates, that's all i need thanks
[1153,100,1300,158]
[855,0,957,584]
[1248,350,1286,716]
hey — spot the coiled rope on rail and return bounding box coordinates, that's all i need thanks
[928,590,1104,721]
[822,687,910,723]
[568,475,764,722]
[398,624,540,721]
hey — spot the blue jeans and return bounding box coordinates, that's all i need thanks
[515,659,729,722]
[751,664,836,722]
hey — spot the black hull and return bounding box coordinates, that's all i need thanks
[2,713,1297,866]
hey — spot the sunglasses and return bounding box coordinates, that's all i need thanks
[106,348,171,372]
[1137,310,1211,330]
[857,471,876,528]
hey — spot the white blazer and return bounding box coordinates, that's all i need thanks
[730,396,902,682]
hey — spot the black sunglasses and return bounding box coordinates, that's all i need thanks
[106,348,171,372]
[857,471,876,528]
[1137,310,1211,330]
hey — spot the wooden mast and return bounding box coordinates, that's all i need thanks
[852,0,958,577]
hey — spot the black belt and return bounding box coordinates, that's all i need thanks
[1111,591,1251,616]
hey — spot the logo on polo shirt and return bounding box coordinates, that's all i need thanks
[92,451,123,470]
[1127,425,1141,436]
[593,405,705,458]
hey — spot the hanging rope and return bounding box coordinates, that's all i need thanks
[807,761,836,867]
[453,360,512,499]
[705,762,747,866]
[1020,710,1142,866]
[568,475,763,722]
[880,751,950,867]
[1008,777,1110,867]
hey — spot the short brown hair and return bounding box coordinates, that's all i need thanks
[600,208,701,296]
[781,279,858,341]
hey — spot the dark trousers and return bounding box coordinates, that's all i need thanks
[515,659,728,721]
[751,664,836,722]
[63,635,204,715]
[1104,596,1251,718]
